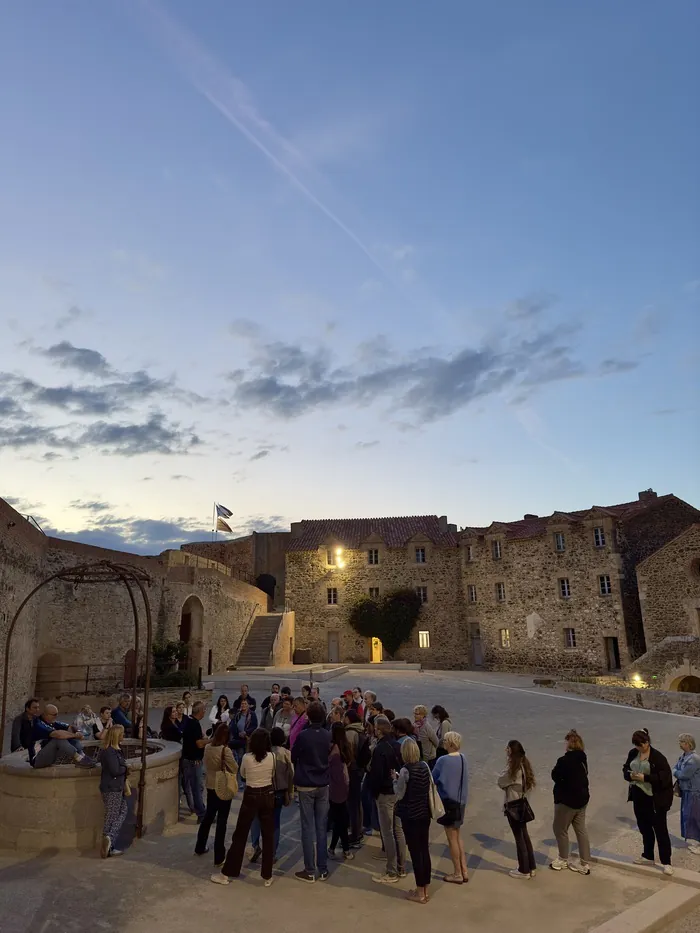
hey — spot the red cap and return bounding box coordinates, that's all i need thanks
[343,690,353,696]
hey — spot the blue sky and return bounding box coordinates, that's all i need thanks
[1,0,698,553]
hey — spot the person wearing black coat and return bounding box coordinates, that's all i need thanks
[623,728,674,875]
[97,725,129,859]
[550,729,591,874]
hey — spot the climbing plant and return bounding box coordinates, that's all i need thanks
[348,588,423,659]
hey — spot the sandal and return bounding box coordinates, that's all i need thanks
[444,873,464,884]
[406,890,428,904]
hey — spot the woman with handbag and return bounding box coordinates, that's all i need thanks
[624,728,674,874]
[498,739,537,879]
[431,706,453,759]
[392,737,432,904]
[195,723,238,866]
[673,733,700,856]
[432,731,469,883]
[249,726,295,864]
[550,729,591,874]
[97,725,129,859]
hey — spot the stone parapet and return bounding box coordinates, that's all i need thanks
[554,680,700,716]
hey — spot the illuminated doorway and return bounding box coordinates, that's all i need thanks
[370,637,383,663]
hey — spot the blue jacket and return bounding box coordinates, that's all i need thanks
[228,710,258,749]
[291,722,331,787]
[673,752,700,794]
[111,707,133,730]
[433,752,469,806]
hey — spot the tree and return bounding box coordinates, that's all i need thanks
[348,588,422,659]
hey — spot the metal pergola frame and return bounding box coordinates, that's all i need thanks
[0,560,154,837]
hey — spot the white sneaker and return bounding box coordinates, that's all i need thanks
[633,856,654,866]
[568,861,591,875]
[688,843,700,855]
[549,858,567,871]
[509,869,531,879]
[210,873,230,885]
[663,865,674,877]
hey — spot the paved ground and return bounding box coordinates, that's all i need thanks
[2,668,699,933]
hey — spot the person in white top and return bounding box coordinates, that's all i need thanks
[182,691,194,718]
[209,695,231,726]
[211,728,276,887]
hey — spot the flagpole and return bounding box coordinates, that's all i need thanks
[212,502,215,542]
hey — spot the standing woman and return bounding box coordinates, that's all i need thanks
[195,723,238,867]
[209,695,231,727]
[97,725,129,859]
[250,726,294,864]
[432,731,469,883]
[229,698,258,770]
[328,722,354,861]
[498,740,537,879]
[431,706,453,758]
[550,729,591,874]
[211,728,276,887]
[413,705,439,769]
[182,692,194,717]
[623,728,674,875]
[673,734,700,855]
[393,738,432,904]
[160,705,182,743]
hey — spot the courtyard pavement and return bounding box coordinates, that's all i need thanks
[2,668,699,933]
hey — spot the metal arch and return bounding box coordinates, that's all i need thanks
[0,560,154,838]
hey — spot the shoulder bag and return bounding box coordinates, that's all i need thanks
[437,754,464,826]
[505,767,534,823]
[214,746,238,801]
[425,762,446,821]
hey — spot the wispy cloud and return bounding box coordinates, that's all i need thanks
[355,440,380,449]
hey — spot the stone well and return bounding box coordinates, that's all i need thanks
[0,739,181,852]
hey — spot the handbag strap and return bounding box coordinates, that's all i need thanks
[220,746,230,775]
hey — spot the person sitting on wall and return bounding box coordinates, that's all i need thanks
[11,698,40,757]
[93,707,113,740]
[111,694,133,732]
[32,704,96,769]
[232,684,257,713]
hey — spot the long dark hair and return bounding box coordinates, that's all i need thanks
[248,727,272,762]
[331,722,351,765]
[431,705,450,722]
[160,706,175,734]
[507,739,536,791]
[215,695,230,719]
[211,723,229,747]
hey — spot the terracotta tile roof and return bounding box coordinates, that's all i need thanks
[288,516,458,551]
[462,495,678,541]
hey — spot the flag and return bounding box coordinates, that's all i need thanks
[216,503,233,518]
[216,517,232,533]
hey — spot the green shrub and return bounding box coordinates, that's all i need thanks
[148,671,199,689]
[348,588,423,659]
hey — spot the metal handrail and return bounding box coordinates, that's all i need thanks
[234,604,260,660]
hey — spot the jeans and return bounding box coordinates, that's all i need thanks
[553,803,591,863]
[222,786,276,880]
[348,770,363,841]
[196,789,233,865]
[376,793,407,875]
[298,786,330,875]
[182,759,206,819]
[632,791,672,865]
[506,812,537,874]
[251,792,284,852]
[403,817,431,887]
[33,738,83,768]
[329,800,350,852]
[361,774,380,832]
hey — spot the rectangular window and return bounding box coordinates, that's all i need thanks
[368,548,379,565]
[599,574,612,596]
[496,582,506,602]
[416,585,428,604]
[368,587,380,600]
[554,532,565,553]
[468,584,477,603]
[559,577,571,599]
[415,547,426,564]
[466,545,474,562]
[499,628,511,648]
[564,627,577,649]
[327,587,338,605]
[418,630,430,649]
[326,549,336,566]
[594,527,606,548]
[492,540,502,560]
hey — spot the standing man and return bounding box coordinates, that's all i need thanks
[181,701,210,821]
[260,684,281,713]
[289,696,309,750]
[367,715,406,884]
[363,691,377,724]
[232,684,257,712]
[291,702,331,883]
[11,698,40,756]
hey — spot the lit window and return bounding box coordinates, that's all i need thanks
[468,585,477,603]
[415,547,426,564]
[418,630,430,649]
[564,627,577,648]
[466,545,474,562]
[368,548,379,565]
[327,587,338,605]
[326,549,336,566]
[594,527,606,548]
[496,582,506,602]
[368,587,380,599]
[554,532,565,553]
[492,540,502,560]
[416,586,428,604]
[599,574,612,596]
[559,578,571,599]
[500,628,511,648]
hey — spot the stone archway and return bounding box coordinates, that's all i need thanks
[179,595,204,674]
[34,651,62,697]
[671,675,700,693]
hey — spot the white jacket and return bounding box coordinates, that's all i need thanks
[209,705,230,725]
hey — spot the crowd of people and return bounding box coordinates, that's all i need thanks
[8,684,700,896]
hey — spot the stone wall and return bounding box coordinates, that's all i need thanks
[637,525,700,646]
[182,536,255,580]
[555,679,700,716]
[461,518,627,675]
[286,541,467,668]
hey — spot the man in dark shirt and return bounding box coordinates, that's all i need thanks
[181,700,209,820]
[368,715,406,884]
[291,701,332,883]
[231,683,257,712]
[260,683,281,713]
[11,698,40,756]
[32,704,96,769]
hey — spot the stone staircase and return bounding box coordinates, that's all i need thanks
[235,613,283,668]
